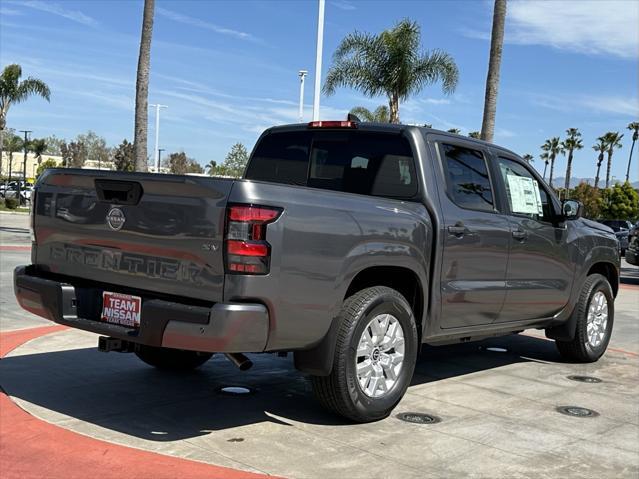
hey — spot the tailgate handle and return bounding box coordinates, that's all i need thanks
[95,180,143,205]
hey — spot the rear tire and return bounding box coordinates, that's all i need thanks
[555,274,614,363]
[311,286,418,423]
[135,345,213,371]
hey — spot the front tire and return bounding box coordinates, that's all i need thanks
[135,345,213,371]
[555,274,614,363]
[311,286,418,423]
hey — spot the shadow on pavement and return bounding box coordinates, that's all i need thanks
[0,333,561,442]
[620,263,639,286]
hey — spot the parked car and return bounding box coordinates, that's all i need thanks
[625,221,639,266]
[14,122,620,422]
[598,219,633,255]
[3,184,32,204]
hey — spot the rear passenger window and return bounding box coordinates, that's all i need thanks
[497,157,553,222]
[245,131,418,199]
[441,144,495,212]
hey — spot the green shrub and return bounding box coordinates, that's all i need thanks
[4,197,19,209]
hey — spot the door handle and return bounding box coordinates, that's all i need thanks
[512,229,527,240]
[448,224,466,236]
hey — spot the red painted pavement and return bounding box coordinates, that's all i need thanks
[0,245,31,251]
[0,326,275,479]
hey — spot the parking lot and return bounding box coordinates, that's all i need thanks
[1,210,638,478]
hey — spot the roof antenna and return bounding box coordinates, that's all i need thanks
[347,113,361,122]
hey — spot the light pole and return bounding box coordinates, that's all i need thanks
[158,148,165,172]
[312,0,325,121]
[150,103,167,171]
[18,130,31,205]
[298,70,308,122]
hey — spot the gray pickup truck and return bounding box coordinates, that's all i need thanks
[14,121,620,422]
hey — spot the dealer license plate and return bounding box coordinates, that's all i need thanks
[101,292,142,328]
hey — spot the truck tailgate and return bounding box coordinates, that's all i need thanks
[33,169,232,303]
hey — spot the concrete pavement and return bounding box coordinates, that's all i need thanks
[1,210,638,478]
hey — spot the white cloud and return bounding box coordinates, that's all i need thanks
[463,0,639,59]
[422,98,451,105]
[0,7,22,16]
[531,92,639,117]
[156,7,256,41]
[14,0,98,27]
[330,1,357,11]
[508,0,638,58]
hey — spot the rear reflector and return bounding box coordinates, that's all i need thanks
[227,240,269,257]
[307,121,357,129]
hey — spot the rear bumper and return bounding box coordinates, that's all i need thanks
[13,265,269,353]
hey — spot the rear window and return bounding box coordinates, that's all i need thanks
[245,130,418,199]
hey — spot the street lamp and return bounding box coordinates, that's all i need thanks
[298,70,308,122]
[18,130,31,205]
[312,0,325,121]
[150,103,168,171]
[158,148,165,172]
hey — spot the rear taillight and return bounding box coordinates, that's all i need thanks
[225,204,282,275]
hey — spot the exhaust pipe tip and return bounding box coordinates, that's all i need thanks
[224,353,253,371]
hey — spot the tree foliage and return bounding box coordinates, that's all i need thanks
[599,182,639,220]
[36,158,59,178]
[76,130,111,166]
[29,138,48,162]
[43,135,65,155]
[219,143,249,178]
[165,151,203,175]
[569,182,602,219]
[113,139,135,172]
[60,141,87,168]
[468,131,480,139]
[324,19,458,123]
[349,105,390,123]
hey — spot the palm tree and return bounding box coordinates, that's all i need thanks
[324,19,459,124]
[0,64,50,173]
[561,128,583,191]
[133,0,155,172]
[541,137,564,188]
[349,105,390,123]
[29,138,47,165]
[626,122,639,182]
[468,131,480,139]
[602,131,623,188]
[423,123,433,128]
[0,64,50,131]
[205,160,217,175]
[592,138,606,189]
[447,128,461,134]
[522,154,534,165]
[3,134,22,182]
[540,152,550,180]
[480,0,507,143]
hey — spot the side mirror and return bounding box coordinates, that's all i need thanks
[562,199,583,219]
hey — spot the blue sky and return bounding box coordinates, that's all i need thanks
[1,0,637,181]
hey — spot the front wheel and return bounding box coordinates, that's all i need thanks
[555,273,614,363]
[135,345,213,371]
[311,286,418,423]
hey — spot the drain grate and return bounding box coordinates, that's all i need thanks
[556,406,600,418]
[217,386,255,396]
[396,412,441,424]
[567,375,602,383]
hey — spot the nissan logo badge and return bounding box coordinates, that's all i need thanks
[106,207,126,231]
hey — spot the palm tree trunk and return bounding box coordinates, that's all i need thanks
[389,94,400,124]
[605,150,612,188]
[564,150,573,191]
[133,0,155,172]
[594,158,602,189]
[543,161,548,180]
[480,0,507,143]
[626,137,636,183]
[549,155,555,188]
